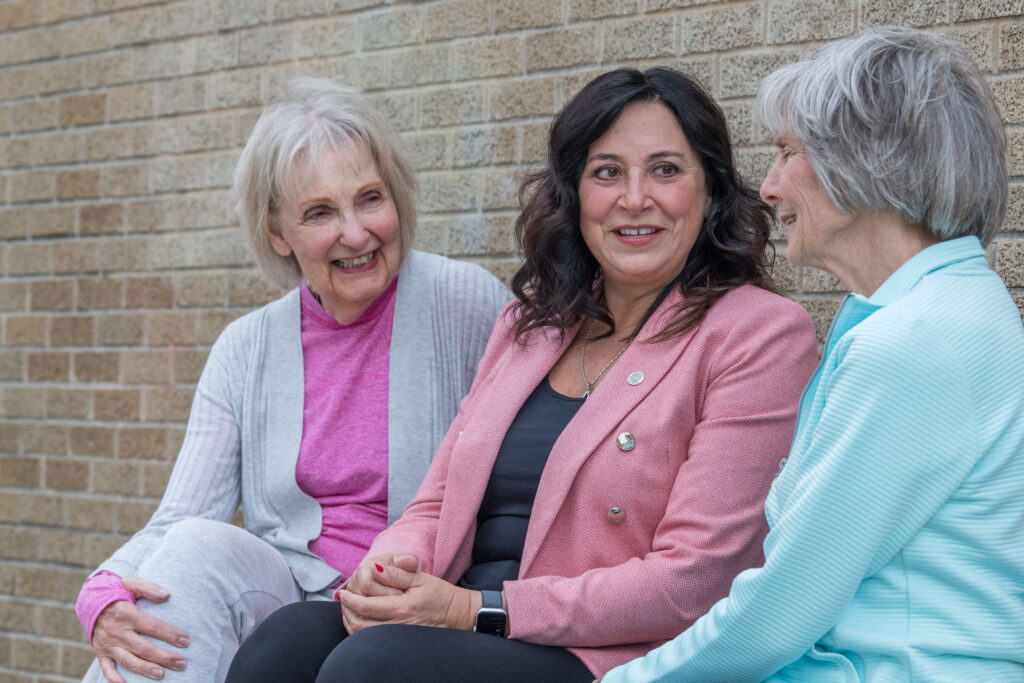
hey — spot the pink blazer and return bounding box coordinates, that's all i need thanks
[367,285,818,677]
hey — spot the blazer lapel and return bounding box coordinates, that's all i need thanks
[432,323,576,577]
[519,292,699,575]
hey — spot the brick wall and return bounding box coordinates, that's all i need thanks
[0,1,1021,680]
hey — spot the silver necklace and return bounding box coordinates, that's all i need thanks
[580,319,631,399]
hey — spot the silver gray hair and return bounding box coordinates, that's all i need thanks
[233,78,418,289]
[757,26,1006,245]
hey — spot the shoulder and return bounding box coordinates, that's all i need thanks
[702,285,817,346]
[400,250,511,317]
[211,288,299,355]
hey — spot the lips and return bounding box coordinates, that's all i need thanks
[616,227,659,236]
[333,251,376,269]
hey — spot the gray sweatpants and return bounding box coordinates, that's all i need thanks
[82,518,331,683]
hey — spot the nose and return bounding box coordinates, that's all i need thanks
[760,160,780,204]
[334,213,370,248]
[620,173,650,214]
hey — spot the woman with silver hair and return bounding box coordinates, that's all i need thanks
[75,78,509,683]
[602,26,1024,683]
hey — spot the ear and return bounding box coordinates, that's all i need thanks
[266,217,293,258]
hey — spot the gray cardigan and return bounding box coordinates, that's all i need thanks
[97,251,510,592]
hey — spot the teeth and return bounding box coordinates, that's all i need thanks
[335,251,375,269]
[618,227,657,236]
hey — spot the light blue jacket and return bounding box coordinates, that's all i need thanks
[604,237,1024,682]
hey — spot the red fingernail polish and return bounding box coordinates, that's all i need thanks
[374,563,384,572]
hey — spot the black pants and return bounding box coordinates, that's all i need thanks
[225,601,594,682]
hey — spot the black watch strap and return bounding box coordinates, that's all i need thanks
[481,589,502,609]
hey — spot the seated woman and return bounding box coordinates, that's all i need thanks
[601,27,1024,683]
[76,78,510,683]
[225,67,818,683]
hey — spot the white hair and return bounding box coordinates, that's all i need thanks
[757,26,1006,245]
[233,78,418,289]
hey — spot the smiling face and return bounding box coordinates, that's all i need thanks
[268,144,401,324]
[760,132,854,270]
[578,99,710,302]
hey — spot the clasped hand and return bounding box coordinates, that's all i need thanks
[338,553,476,634]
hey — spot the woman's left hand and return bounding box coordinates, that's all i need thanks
[337,564,476,634]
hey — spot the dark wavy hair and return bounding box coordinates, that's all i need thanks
[511,67,775,343]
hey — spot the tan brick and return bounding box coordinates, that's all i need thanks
[569,0,640,20]
[96,313,145,346]
[488,76,558,121]
[43,0,89,23]
[5,316,48,346]
[82,51,133,89]
[521,121,548,164]
[50,315,94,347]
[360,6,421,50]
[73,351,120,383]
[179,112,237,153]
[227,273,279,307]
[60,15,109,56]
[108,84,155,122]
[404,130,450,171]
[494,0,561,31]
[8,171,55,203]
[447,214,517,256]
[53,240,100,274]
[110,5,161,47]
[0,598,36,633]
[294,16,356,59]
[122,349,170,384]
[173,349,209,384]
[65,497,114,532]
[5,241,51,275]
[143,462,174,497]
[373,91,417,132]
[452,36,522,80]
[767,0,855,45]
[93,460,141,495]
[0,209,29,240]
[0,350,24,381]
[795,296,843,343]
[425,0,488,40]
[207,67,259,110]
[117,427,169,462]
[12,99,58,133]
[38,603,81,641]
[0,565,15,594]
[94,388,140,421]
[418,171,479,213]
[0,138,32,169]
[1006,185,1024,232]
[122,197,174,232]
[954,0,1024,20]
[720,48,805,99]
[57,168,101,200]
[40,527,86,564]
[0,458,40,488]
[173,273,227,308]
[481,168,527,211]
[861,0,950,28]
[124,276,173,309]
[144,387,193,422]
[389,45,452,88]
[102,163,150,197]
[32,129,83,165]
[604,17,676,61]
[43,458,89,491]
[1009,130,1024,177]
[1000,24,1024,71]
[35,60,84,95]
[162,0,217,38]
[0,280,28,313]
[30,280,73,312]
[46,388,91,419]
[28,351,70,382]
[85,531,127,567]
[69,426,115,457]
[84,127,132,162]
[0,494,16,524]
[453,126,518,168]
[78,278,123,310]
[17,494,63,526]
[526,25,598,72]
[237,24,293,67]
[28,205,75,238]
[26,424,68,456]
[994,239,1024,286]
[199,311,242,344]
[148,312,198,346]
[2,388,45,419]
[0,424,19,452]
[12,637,59,674]
[79,203,124,236]
[59,93,106,128]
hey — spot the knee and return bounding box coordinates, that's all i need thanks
[320,625,404,678]
[162,518,250,557]
[227,602,344,683]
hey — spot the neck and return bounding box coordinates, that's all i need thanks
[820,212,939,296]
[600,282,665,339]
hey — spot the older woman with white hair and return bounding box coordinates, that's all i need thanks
[601,27,1024,683]
[75,78,509,683]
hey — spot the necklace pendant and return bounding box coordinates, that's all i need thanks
[582,389,590,399]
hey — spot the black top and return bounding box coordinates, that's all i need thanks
[457,377,584,591]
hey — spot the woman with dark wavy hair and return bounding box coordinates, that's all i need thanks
[226,67,817,683]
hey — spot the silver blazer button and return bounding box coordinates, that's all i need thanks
[607,507,626,524]
[616,432,635,451]
[627,371,644,386]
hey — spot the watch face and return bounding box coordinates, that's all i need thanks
[475,608,507,637]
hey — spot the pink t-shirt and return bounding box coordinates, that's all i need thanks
[76,281,395,639]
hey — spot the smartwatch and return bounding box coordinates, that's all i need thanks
[473,589,507,637]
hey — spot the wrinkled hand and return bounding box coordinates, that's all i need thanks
[338,563,474,635]
[91,577,190,683]
[344,553,420,599]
